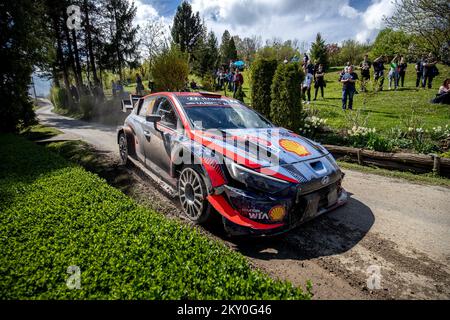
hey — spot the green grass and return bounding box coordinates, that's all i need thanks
[20,124,62,141]
[0,134,309,299]
[338,161,450,188]
[309,64,450,133]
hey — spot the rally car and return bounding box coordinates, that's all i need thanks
[117,92,347,236]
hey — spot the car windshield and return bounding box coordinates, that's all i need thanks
[178,96,273,130]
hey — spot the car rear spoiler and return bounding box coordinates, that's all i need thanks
[121,94,144,113]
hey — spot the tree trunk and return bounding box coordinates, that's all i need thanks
[84,0,99,85]
[62,8,81,90]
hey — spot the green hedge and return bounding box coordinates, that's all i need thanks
[251,58,278,119]
[270,63,304,131]
[0,134,309,300]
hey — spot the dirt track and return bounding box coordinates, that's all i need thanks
[36,100,450,300]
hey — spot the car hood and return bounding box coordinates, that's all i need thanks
[192,127,329,169]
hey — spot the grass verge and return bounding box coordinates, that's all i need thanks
[0,134,309,299]
[338,160,450,188]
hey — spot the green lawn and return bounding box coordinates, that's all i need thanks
[304,64,450,133]
[0,134,309,299]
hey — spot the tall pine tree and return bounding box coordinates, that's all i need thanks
[310,33,329,69]
[171,1,203,55]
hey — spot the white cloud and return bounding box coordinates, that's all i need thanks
[131,0,396,47]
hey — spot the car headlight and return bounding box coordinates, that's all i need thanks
[224,158,290,193]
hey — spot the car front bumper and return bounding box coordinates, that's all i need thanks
[208,181,348,237]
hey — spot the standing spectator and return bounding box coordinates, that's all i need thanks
[415,55,426,88]
[305,60,315,75]
[313,64,326,101]
[233,69,244,98]
[388,54,400,90]
[340,65,358,110]
[136,73,144,95]
[359,54,372,91]
[422,52,438,89]
[111,80,117,97]
[373,55,385,91]
[302,73,313,105]
[398,56,407,88]
[302,53,309,65]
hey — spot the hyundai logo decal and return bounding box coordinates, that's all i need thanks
[321,176,330,185]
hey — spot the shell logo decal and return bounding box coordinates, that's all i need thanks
[269,205,286,222]
[279,139,311,157]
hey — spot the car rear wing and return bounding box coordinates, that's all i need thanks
[121,94,144,113]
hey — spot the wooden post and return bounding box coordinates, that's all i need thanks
[433,155,441,176]
[357,149,364,165]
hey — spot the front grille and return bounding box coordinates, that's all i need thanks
[289,182,338,227]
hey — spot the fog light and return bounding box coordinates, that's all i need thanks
[269,205,286,222]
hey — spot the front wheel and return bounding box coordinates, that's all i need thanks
[178,166,212,224]
[118,133,128,165]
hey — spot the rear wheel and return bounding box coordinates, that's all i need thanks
[118,133,128,165]
[178,166,212,224]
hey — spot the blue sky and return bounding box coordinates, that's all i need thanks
[134,0,395,45]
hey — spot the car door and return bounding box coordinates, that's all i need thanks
[143,96,183,174]
[133,96,156,163]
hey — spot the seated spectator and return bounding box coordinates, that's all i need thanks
[432,78,450,104]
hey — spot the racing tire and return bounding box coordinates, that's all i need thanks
[118,133,128,166]
[178,166,212,224]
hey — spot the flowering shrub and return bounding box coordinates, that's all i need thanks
[347,126,392,152]
[299,116,327,138]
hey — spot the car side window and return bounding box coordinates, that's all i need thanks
[137,98,156,118]
[155,98,178,129]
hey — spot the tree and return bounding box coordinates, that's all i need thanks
[192,31,219,77]
[103,0,140,81]
[385,0,450,58]
[171,1,203,54]
[338,40,370,65]
[140,18,170,65]
[0,0,48,132]
[151,46,189,92]
[220,30,237,65]
[250,58,278,119]
[255,41,301,63]
[310,33,329,68]
[370,28,411,59]
[326,43,341,67]
[236,36,262,64]
[270,63,304,131]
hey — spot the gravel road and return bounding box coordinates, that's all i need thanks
[36,100,450,299]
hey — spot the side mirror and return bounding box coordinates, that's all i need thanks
[146,115,162,132]
[146,115,162,123]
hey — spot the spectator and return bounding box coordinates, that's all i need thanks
[233,69,244,98]
[190,80,198,90]
[431,78,450,104]
[415,55,426,88]
[340,65,358,110]
[398,56,407,88]
[111,80,117,97]
[388,54,400,90]
[305,59,315,75]
[302,53,309,65]
[313,64,326,101]
[373,55,385,91]
[422,52,438,89]
[359,54,372,91]
[136,73,144,95]
[302,65,313,105]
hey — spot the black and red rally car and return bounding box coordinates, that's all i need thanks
[117,92,347,236]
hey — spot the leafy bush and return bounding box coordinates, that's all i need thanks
[251,58,278,119]
[79,95,96,119]
[300,116,328,139]
[201,73,214,92]
[347,126,393,152]
[50,86,70,110]
[0,134,309,300]
[270,62,304,131]
[151,46,189,92]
